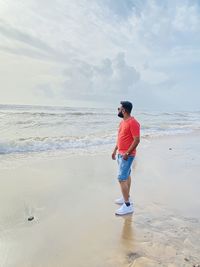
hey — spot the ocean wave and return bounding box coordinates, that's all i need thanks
[15,120,35,125]
[0,104,200,156]
[0,111,113,117]
[0,135,115,155]
[0,126,198,155]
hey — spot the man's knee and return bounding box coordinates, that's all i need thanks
[119,180,129,188]
[119,179,128,184]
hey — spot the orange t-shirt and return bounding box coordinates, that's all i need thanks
[117,117,140,156]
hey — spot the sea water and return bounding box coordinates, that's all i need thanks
[0,104,200,166]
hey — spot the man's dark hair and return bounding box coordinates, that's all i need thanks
[120,101,133,114]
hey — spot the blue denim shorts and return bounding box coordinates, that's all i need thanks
[117,154,134,181]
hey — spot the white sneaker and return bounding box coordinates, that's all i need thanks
[115,196,133,205]
[115,203,134,216]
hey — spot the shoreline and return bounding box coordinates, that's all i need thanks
[0,131,199,168]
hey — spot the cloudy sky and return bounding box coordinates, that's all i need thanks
[0,0,199,110]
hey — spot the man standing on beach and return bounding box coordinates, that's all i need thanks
[112,101,140,215]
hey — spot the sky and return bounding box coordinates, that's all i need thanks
[0,0,200,111]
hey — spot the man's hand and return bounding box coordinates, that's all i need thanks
[112,151,116,160]
[123,153,129,160]
[112,145,118,160]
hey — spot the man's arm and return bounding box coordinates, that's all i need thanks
[112,145,118,160]
[123,136,140,160]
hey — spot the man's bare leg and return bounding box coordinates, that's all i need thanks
[127,175,131,196]
[119,180,129,202]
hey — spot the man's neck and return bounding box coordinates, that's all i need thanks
[123,114,131,120]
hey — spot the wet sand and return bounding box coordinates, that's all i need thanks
[0,134,200,267]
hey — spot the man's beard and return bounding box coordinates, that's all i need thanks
[118,111,124,118]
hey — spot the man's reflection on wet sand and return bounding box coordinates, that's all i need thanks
[119,215,142,265]
[120,214,135,249]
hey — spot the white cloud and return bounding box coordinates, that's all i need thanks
[172,3,200,32]
[141,69,169,85]
[0,0,199,110]
[62,53,140,101]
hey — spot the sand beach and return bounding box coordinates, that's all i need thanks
[0,134,200,267]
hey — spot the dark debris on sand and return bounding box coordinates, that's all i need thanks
[127,252,141,263]
[28,216,34,221]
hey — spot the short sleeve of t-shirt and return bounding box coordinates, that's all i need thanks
[129,119,140,137]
